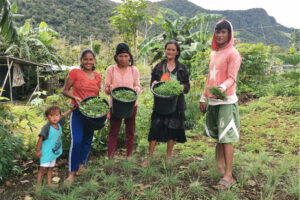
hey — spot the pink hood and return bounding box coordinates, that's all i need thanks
[211,19,235,51]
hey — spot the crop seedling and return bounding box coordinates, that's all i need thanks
[112,89,137,102]
[207,86,227,100]
[153,80,183,96]
[79,97,109,117]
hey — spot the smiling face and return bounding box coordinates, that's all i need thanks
[215,28,230,49]
[80,52,95,71]
[116,53,131,67]
[165,44,178,61]
[46,109,61,125]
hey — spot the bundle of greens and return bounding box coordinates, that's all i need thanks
[112,89,137,102]
[153,80,183,96]
[79,97,109,117]
[207,86,227,100]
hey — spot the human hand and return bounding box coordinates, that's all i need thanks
[200,102,207,113]
[70,104,76,111]
[35,151,41,159]
[74,96,82,105]
[152,80,159,86]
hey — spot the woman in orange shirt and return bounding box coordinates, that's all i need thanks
[62,49,101,183]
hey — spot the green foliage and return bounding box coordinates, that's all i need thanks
[138,8,221,68]
[79,97,109,117]
[275,53,300,66]
[153,80,183,96]
[109,0,151,57]
[236,43,270,84]
[207,86,227,100]
[112,88,137,102]
[0,0,19,41]
[237,72,300,98]
[0,104,24,182]
[15,0,116,44]
[2,21,63,65]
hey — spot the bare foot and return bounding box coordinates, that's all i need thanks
[76,164,85,176]
[65,173,75,184]
[141,160,149,168]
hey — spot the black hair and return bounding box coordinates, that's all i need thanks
[45,105,61,117]
[80,49,96,70]
[215,20,231,36]
[114,43,134,66]
[165,40,181,60]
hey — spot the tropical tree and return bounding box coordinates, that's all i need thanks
[275,28,300,66]
[3,21,62,65]
[0,0,20,41]
[138,8,221,69]
[109,0,152,58]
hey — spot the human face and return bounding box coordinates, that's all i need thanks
[215,29,230,49]
[46,110,61,125]
[165,44,178,61]
[116,53,130,67]
[80,52,95,71]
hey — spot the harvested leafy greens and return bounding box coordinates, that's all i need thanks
[153,80,183,96]
[208,86,227,100]
[112,89,137,102]
[79,97,109,117]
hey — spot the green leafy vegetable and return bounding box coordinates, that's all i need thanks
[79,97,109,117]
[153,80,183,96]
[208,86,227,100]
[112,89,137,102]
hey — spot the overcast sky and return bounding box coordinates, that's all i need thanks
[111,0,300,29]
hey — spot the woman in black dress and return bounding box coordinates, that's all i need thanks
[143,40,190,166]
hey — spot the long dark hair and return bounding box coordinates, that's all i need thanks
[80,49,96,71]
[165,40,181,61]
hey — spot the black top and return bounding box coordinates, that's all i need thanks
[150,59,190,113]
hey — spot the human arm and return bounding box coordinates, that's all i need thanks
[62,77,81,105]
[133,67,142,94]
[179,64,190,94]
[35,136,43,158]
[104,66,113,95]
[150,64,160,86]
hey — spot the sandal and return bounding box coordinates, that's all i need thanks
[215,178,236,189]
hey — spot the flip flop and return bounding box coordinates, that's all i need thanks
[215,178,236,189]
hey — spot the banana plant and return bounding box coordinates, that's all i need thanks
[4,21,63,65]
[0,0,22,41]
[138,7,222,70]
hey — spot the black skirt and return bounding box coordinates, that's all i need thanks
[148,110,187,143]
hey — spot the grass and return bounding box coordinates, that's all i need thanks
[2,95,299,200]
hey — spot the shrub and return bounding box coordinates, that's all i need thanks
[0,104,25,182]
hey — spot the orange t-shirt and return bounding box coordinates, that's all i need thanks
[67,68,101,107]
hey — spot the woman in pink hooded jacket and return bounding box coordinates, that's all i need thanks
[200,20,241,189]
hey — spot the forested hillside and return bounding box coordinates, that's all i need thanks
[158,0,291,47]
[15,0,291,47]
[15,0,117,43]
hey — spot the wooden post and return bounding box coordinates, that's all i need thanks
[37,66,39,92]
[0,57,13,99]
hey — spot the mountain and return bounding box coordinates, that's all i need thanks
[14,0,291,47]
[158,0,290,47]
[15,0,117,44]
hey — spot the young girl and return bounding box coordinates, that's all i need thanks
[35,105,74,191]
